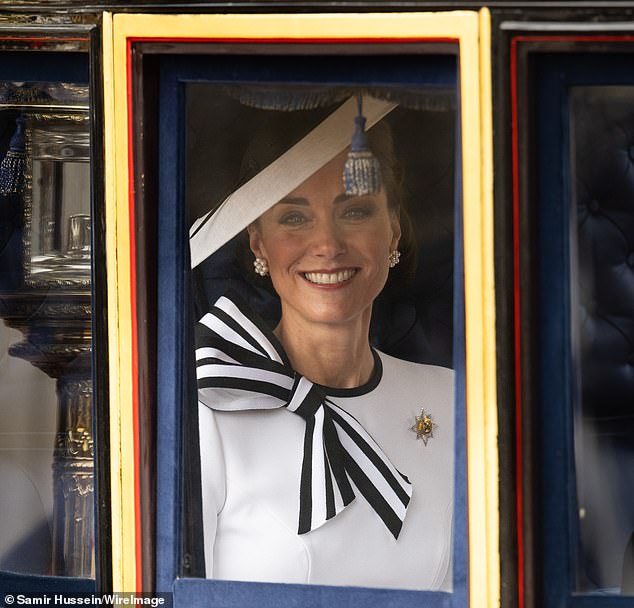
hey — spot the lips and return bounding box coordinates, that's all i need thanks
[303,269,357,285]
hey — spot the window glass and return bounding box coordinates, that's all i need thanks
[569,85,634,596]
[185,82,458,591]
[0,81,94,578]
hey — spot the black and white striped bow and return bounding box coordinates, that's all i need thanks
[195,292,412,539]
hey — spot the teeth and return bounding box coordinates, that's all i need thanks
[304,269,356,285]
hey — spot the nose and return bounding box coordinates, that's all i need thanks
[309,217,347,258]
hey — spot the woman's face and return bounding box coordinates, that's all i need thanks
[248,150,401,329]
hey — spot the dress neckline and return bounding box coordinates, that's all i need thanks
[319,349,383,398]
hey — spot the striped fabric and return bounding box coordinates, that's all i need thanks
[196,292,412,539]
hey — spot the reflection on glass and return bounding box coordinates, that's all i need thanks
[569,86,634,595]
[0,323,56,574]
[0,82,89,108]
[0,82,94,578]
[27,113,91,284]
[185,84,457,589]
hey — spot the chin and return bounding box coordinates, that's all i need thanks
[294,302,370,327]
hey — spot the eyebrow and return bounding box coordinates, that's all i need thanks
[277,193,354,206]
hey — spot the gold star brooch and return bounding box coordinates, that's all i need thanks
[410,409,437,446]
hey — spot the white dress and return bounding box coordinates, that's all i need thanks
[199,350,454,590]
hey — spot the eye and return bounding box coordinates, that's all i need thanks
[278,211,308,226]
[342,204,374,220]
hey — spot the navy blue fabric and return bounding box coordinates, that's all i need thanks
[166,53,455,88]
[567,596,634,608]
[450,88,468,608]
[535,55,575,608]
[156,56,187,593]
[0,571,94,602]
[0,520,51,575]
[174,578,451,608]
[157,52,464,605]
[534,53,634,607]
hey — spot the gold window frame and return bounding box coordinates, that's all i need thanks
[103,10,497,605]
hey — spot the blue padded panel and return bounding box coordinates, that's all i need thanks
[569,89,634,593]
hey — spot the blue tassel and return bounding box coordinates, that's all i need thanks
[0,115,26,196]
[343,96,381,196]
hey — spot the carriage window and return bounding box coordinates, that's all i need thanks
[515,48,634,605]
[0,76,95,579]
[185,82,459,591]
[112,13,492,603]
[569,86,634,596]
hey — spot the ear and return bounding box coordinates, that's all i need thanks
[247,224,265,259]
[389,209,402,250]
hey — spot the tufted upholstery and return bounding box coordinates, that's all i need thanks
[570,86,634,592]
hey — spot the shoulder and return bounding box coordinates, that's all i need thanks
[376,350,454,391]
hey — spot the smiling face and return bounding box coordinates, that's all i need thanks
[248,150,401,331]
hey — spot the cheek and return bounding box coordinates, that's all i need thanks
[260,234,304,269]
[251,224,279,258]
[366,225,396,256]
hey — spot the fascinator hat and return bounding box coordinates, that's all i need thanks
[189,95,397,269]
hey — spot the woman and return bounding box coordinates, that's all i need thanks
[193,97,454,590]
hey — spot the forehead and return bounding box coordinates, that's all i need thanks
[285,149,349,199]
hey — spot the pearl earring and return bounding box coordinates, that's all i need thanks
[253,257,269,277]
[388,250,401,268]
